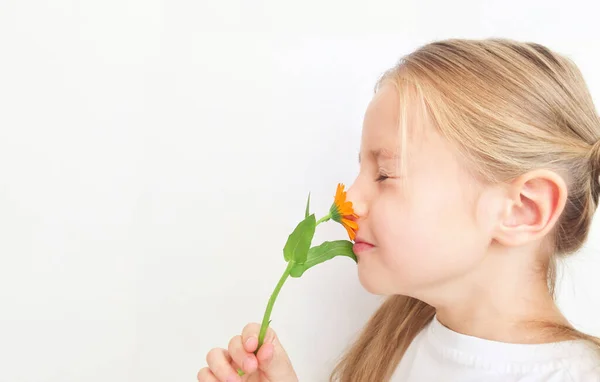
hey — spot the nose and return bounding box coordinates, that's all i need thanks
[346,181,367,218]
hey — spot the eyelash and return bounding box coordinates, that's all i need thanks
[375,173,390,182]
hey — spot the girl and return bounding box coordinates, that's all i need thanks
[198,38,600,381]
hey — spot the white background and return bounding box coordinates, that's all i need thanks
[1,1,599,381]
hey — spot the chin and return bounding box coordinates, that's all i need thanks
[357,264,387,295]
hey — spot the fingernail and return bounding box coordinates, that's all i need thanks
[226,376,240,382]
[245,336,257,348]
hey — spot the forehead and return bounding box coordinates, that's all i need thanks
[359,82,429,163]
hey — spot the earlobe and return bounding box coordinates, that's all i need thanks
[493,170,567,247]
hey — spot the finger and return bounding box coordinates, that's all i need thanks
[256,341,294,380]
[197,367,219,382]
[241,323,279,351]
[205,348,241,382]
[241,323,261,353]
[256,342,275,368]
[241,324,294,380]
[228,335,257,374]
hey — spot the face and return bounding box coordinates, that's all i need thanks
[346,83,496,298]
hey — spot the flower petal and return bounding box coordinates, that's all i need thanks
[342,218,358,230]
[331,183,359,240]
[343,224,357,241]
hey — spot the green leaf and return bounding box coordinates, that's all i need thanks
[289,240,357,277]
[283,214,316,264]
[305,192,311,219]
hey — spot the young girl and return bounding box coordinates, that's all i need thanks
[198,38,600,381]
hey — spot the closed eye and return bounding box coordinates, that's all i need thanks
[375,173,390,182]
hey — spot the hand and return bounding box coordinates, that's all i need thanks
[198,323,299,382]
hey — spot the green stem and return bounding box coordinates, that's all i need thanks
[316,213,331,226]
[257,261,294,348]
[238,261,294,376]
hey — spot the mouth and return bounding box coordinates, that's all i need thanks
[353,239,375,254]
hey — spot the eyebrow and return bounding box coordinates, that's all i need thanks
[358,148,400,164]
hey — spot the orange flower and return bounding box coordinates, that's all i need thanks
[330,183,359,241]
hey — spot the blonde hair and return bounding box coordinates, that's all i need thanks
[330,38,600,382]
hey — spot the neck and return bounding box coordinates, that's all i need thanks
[422,244,572,344]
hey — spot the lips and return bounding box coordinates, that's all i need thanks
[353,239,375,254]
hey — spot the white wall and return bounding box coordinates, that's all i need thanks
[1,1,599,381]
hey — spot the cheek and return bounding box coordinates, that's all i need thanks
[371,182,488,290]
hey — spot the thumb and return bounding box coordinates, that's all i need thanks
[255,338,296,381]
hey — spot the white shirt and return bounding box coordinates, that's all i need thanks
[391,315,600,381]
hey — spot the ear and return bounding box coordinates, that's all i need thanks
[493,170,568,247]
